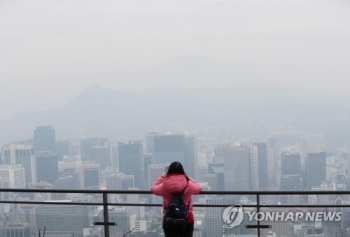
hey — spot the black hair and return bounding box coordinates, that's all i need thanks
[167,161,185,175]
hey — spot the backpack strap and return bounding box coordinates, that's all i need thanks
[179,179,189,196]
[181,179,190,212]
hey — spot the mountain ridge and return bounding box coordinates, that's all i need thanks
[1,82,350,144]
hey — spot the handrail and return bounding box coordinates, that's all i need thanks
[1,188,350,195]
[1,189,348,237]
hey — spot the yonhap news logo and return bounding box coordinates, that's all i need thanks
[222,205,244,228]
[222,205,341,228]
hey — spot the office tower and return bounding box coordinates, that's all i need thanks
[261,208,291,237]
[31,181,53,200]
[221,143,258,191]
[147,164,167,188]
[121,174,134,189]
[280,174,303,191]
[250,144,259,190]
[33,126,56,154]
[58,155,82,176]
[80,136,108,162]
[268,133,300,185]
[152,134,197,178]
[213,145,225,163]
[306,151,327,189]
[91,145,110,171]
[55,176,76,199]
[105,173,121,190]
[145,132,159,154]
[107,207,130,237]
[0,165,25,188]
[81,162,100,189]
[118,141,142,189]
[143,154,153,187]
[208,163,224,191]
[55,175,76,189]
[6,221,30,237]
[281,151,302,175]
[280,151,303,191]
[301,135,325,152]
[253,142,268,188]
[35,204,89,236]
[55,140,70,161]
[127,187,143,218]
[204,196,223,237]
[110,143,119,168]
[35,151,58,184]
[203,174,217,190]
[1,144,35,186]
[309,182,335,204]
[147,164,167,204]
[0,177,10,200]
[196,166,208,182]
[101,166,118,181]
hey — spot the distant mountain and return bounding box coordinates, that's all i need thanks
[1,82,350,144]
[2,54,349,122]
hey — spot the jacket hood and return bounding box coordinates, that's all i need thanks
[163,173,188,193]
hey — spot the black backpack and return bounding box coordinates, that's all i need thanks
[164,180,189,230]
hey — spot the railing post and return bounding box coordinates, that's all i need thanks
[257,193,260,237]
[103,192,110,237]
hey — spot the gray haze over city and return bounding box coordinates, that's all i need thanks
[1,1,350,237]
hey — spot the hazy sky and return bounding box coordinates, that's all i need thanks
[1,0,350,92]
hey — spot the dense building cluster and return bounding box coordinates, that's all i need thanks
[0,126,348,237]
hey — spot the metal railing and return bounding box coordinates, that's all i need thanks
[1,189,349,237]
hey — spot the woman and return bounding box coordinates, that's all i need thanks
[151,161,202,237]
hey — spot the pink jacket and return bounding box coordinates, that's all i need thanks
[151,173,202,223]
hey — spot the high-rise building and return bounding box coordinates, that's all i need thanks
[220,143,258,191]
[268,133,300,186]
[301,135,325,152]
[127,187,143,218]
[280,151,303,192]
[145,132,159,154]
[80,162,100,189]
[80,136,108,162]
[91,146,110,171]
[55,176,77,199]
[280,174,303,191]
[0,165,25,188]
[143,154,153,187]
[1,144,35,186]
[261,208,291,237]
[33,126,56,154]
[35,204,89,237]
[105,173,121,190]
[147,164,167,189]
[58,155,82,176]
[253,142,268,188]
[281,151,302,175]
[203,174,217,190]
[306,151,327,189]
[208,163,224,191]
[107,207,130,237]
[110,143,119,169]
[31,181,53,200]
[152,134,197,178]
[147,164,167,204]
[118,141,143,189]
[55,140,70,161]
[204,196,223,237]
[6,221,30,237]
[35,151,58,184]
